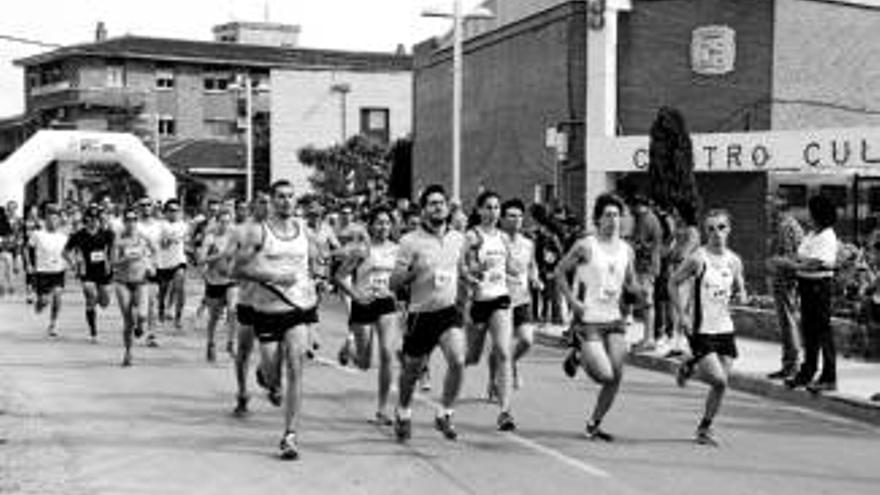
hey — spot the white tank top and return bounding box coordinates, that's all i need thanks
[30,230,68,273]
[573,236,630,323]
[156,220,188,269]
[506,233,535,307]
[471,227,509,301]
[354,241,399,299]
[694,247,737,335]
[233,224,254,306]
[251,219,317,313]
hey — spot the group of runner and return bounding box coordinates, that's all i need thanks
[10,180,749,459]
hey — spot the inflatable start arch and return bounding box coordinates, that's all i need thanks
[0,130,177,206]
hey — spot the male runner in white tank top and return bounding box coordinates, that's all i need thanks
[499,198,541,390]
[156,199,189,330]
[670,209,746,446]
[136,198,162,347]
[462,190,517,431]
[234,180,319,461]
[556,193,641,442]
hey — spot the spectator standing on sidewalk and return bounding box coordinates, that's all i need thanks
[630,195,665,353]
[779,195,839,393]
[766,190,804,380]
[531,205,564,325]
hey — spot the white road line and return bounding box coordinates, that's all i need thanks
[313,355,612,479]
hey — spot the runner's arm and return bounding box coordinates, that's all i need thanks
[390,237,416,292]
[555,240,589,314]
[669,253,702,334]
[732,255,748,305]
[333,251,364,301]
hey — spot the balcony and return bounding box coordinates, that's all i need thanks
[28,87,148,112]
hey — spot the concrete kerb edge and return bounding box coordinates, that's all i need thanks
[535,330,880,427]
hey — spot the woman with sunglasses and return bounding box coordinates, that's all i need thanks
[670,209,747,446]
[112,208,155,366]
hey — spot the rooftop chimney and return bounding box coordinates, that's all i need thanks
[95,21,107,42]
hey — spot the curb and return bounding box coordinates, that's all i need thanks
[535,331,880,427]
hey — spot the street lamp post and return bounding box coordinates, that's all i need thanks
[423,1,493,203]
[232,74,255,202]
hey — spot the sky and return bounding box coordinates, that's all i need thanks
[0,0,485,118]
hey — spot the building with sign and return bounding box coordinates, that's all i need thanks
[2,22,412,206]
[413,0,880,285]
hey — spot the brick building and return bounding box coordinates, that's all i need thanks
[3,21,412,206]
[413,0,880,286]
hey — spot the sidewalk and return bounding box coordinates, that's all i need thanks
[535,322,880,426]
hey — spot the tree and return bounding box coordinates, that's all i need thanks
[647,106,701,215]
[298,135,392,202]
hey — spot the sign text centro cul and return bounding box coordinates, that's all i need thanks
[591,128,880,173]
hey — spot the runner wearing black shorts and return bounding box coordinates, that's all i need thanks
[66,206,114,342]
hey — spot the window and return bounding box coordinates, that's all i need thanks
[205,120,235,137]
[777,184,807,208]
[203,72,230,92]
[155,69,175,90]
[360,107,390,143]
[819,185,848,209]
[158,116,176,136]
[106,64,125,88]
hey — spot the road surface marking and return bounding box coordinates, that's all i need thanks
[313,355,612,479]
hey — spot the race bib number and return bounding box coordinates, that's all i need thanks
[543,250,557,264]
[125,246,141,258]
[370,272,391,291]
[90,251,106,263]
[600,286,621,302]
[433,269,454,289]
[708,285,730,302]
[487,270,506,285]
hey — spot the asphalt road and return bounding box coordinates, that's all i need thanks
[1,290,879,495]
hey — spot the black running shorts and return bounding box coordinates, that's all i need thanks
[253,307,319,344]
[512,303,532,328]
[570,321,625,343]
[156,264,186,284]
[237,304,255,326]
[205,283,235,303]
[403,306,463,358]
[689,333,738,359]
[35,272,65,295]
[470,295,511,325]
[349,297,397,325]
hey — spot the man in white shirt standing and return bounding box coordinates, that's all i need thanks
[156,200,189,330]
[24,204,69,337]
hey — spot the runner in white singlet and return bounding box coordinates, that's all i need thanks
[235,180,319,461]
[462,191,517,431]
[670,209,746,446]
[112,208,155,367]
[335,205,401,425]
[498,199,541,390]
[136,198,162,347]
[229,192,271,416]
[24,204,69,337]
[156,199,189,330]
[556,193,640,442]
[198,208,238,363]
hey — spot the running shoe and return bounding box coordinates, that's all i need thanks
[121,351,132,367]
[233,396,249,417]
[676,361,695,388]
[806,380,837,394]
[373,411,394,427]
[146,334,159,348]
[695,426,719,447]
[279,432,299,461]
[585,421,614,442]
[394,413,412,442]
[206,343,217,363]
[255,368,282,407]
[47,325,58,338]
[434,413,458,441]
[563,349,579,378]
[497,411,517,432]
[419,367,432,392]
[90,335,98,344]
[225,340,235,358]
[133,324,144,339]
